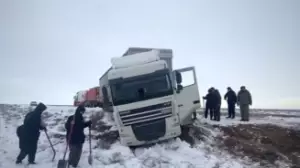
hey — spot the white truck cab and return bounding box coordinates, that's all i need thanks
[100,47,200,146]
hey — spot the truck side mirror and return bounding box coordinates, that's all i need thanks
[102,86,109,104]
[175,71,182,84]
[176,84,183,93]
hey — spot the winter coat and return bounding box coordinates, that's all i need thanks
[65,106,91,145]
[224,90,237,105]
[16,125,25,149]
[21,103,47,143]
[237,89,252,105]
[203,92,218,108]
[215,90,221,106]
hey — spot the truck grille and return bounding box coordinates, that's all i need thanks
[119,101,172,126]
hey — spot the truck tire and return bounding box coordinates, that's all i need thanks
[179,125,195,146]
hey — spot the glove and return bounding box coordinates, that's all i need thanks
[87,120,92,128]
[42,126,47,131]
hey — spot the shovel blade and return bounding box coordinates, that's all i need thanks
[88,155,93,165]
[57,159,68,168]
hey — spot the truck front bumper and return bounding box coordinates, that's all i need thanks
[119,116,181,146]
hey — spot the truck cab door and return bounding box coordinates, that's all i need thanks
[174,66,201,125]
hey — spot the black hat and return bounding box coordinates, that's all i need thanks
[35,102,47,114]
[75,105,86,114]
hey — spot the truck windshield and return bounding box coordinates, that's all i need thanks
[110,73,173,106]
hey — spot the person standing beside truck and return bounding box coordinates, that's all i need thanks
[237,86,252,121]
[65,105,92,168]
[203,87,217,120]
[224,87,237,119]
[214,89,221,121]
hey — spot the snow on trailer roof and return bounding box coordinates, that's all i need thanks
[122,47,172,56]
[99,47,173,81]
[111,50,160,69]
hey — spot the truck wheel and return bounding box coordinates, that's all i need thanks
[179,125,195,146]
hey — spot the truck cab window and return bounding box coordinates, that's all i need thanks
[110,73,173,105]
[180,70,194,87]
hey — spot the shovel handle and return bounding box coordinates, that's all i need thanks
[89,127,92,154]
[63,117,75,159]
[44,130,56,161]
[88,127,93,165]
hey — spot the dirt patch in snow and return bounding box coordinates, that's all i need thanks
[90,111,118,149]
[90,111,113,132]
[217,124,300,168]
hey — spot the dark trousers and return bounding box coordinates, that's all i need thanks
[214,105,221,121]
[68,144,83,167]
[228,103,236,118]
[205,106,215,120]
[16,141,38,163]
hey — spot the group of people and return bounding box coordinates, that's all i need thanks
[16,103,92,168]
[203,86,252,121]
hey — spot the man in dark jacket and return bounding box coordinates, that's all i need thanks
[203,87,218,120]
[214,89,221,121]
[224,87,237,119]
[16,103,47,164]
[65,105,92,168]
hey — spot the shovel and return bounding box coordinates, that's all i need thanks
[57,137,70,168]
[57,148,68,168]
[88,127,93,165]
[44,130,56,161]
[57,118,75,168]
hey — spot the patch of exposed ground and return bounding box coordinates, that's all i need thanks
[90,111,119,149]
[90,111,113,132]
[216,124,300,168]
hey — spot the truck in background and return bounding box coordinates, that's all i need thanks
[73,86,102,107]
[99,47,201,146]
[73,90,87,106]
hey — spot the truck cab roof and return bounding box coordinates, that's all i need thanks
[99,47,173,81]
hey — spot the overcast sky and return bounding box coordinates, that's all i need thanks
[0,0,299,109]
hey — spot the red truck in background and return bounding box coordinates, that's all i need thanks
[73,86,102,108]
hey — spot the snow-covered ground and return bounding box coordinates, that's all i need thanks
[0,104,299,168]
[197,108,300,117]
[196,115,300,129]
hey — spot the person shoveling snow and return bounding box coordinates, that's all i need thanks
[60,105,92,168]
[16,102,48,165]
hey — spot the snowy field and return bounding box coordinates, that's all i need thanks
[0,104,299,168]
[197,108,300,118]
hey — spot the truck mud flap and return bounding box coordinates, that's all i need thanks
[131,119,166,141]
